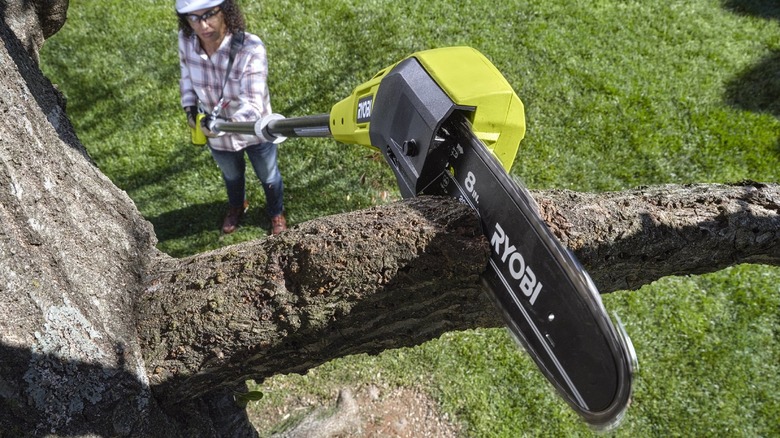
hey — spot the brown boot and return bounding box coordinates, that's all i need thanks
[270,213,287,235]
[222,200,249,234]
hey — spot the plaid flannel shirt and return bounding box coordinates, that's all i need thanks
[178,30,272,151]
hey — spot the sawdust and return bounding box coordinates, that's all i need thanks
[248,385,462,438]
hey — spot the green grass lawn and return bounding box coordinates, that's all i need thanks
[40,0,779,436]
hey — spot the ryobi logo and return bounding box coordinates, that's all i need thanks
[491,223,543,305]
[356,95,373,123]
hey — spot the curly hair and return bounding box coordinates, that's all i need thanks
[177,0,245,38]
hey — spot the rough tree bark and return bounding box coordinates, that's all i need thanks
[0,2,778,436]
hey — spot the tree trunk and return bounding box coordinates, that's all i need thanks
[0,3,778,436]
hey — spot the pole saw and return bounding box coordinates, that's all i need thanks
[214,46,637,430]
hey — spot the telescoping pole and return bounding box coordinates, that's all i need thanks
[214,113,332,141]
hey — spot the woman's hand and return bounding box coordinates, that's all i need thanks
[200,114,226,138]
[184,106,198,129]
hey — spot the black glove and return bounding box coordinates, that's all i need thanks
[200,114,225,138]
[184,106,198,129]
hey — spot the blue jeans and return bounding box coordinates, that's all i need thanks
[209,142,284,217]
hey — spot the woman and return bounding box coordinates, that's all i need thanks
[176,0,287,235]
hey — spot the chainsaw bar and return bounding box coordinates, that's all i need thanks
[419,113,635,429]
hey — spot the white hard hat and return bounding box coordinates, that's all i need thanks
[175,0,224,14]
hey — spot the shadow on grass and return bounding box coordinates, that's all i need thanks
[724,51,780,155]
[722,0,780,19]
[147,201,227,243]
[722,0,780,155]
[724,50,780,118]
[147,200,276,259]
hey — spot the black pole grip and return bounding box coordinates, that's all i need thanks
[266,114,331,138]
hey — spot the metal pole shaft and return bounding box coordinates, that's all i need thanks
[214,113,332,139]
[212,121,256,135]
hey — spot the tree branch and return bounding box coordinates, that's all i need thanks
[137,197,494,405]
[537,181,780,292]
[136,182,779,405]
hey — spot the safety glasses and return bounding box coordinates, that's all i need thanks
[183,7,222,25]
